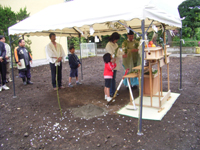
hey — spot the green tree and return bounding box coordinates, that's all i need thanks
[0,5,31,54]
[178,0,200,39]
[16,8,30,22]
[0,5,16,37]
[67,37,87,50]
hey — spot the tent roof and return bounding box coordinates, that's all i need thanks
[8,0,182,37]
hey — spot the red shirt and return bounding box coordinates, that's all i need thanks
[103,62,116,79]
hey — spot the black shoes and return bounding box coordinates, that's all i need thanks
[132,85,138,89]
[110,93,119,97]
[27,80,33,84]
[22,78,33,85]
[22,78,27,85]
[27,78,33,84]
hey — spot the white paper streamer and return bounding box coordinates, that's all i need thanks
[90,26,95,35]
[140,40,149,46]
[76,27,83,35]
[181,17,185,20]
[161,24,164,33]
[152,24,158,33]
[169,30,175,36]
[95,36,99,42]
[139,40,148,66]
[145,34,147,40]
[180,39,185,44]
[140,39,150,55]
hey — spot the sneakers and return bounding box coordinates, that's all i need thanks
[68,84,73,87]
[76,81,82,85]
[22,78,27,85]
[105,95,107,100]
[0,86,2,92]
[27,78,33,85]
[68,82,81,87]
[2,85,10,90]
[27,80,33,85]
[59,86,65,89]
[107,97,113,102]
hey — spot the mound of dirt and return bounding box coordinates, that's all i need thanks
[70,104,108,119]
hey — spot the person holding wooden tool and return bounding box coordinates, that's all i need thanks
[45,33,66,90]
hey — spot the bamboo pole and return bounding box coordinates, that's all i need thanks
[160,67,163,96]
[157,61,161,108]
[163,24,167,64]
[167,63,170,91]
[149,62,153,106]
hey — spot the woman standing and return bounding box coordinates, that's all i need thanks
[105,32,123,97]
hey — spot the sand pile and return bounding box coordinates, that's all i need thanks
[71,104,108,119]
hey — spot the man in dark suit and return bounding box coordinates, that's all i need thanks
[0,40,10,91]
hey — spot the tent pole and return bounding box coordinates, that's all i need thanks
[79,33,83,80]
[137,20,145,136]
[9,36,17,98]
[179,29,182,90]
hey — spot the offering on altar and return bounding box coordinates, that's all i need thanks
[144,47,164,59]
[147,41,156,47]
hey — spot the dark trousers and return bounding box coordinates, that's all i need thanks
[19,65,31,79]
[0,62,6,85]
[50,62,62,88]
[110,70,117,96]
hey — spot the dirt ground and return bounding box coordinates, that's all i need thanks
[0,56,200,150]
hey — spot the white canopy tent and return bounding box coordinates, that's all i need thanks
[8,0,183,135]
[9,0,182,37]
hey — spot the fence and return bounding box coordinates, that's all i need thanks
[168,41,199,47]
[78,43,97,58]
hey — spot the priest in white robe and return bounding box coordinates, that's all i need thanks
[45,33,66,90]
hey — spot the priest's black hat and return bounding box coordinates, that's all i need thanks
[128,26,134,35]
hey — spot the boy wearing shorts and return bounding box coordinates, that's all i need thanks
[68,46,82,87]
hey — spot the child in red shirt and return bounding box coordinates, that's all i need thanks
[103,53,116,102]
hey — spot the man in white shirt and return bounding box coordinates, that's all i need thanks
[45,33,66,90]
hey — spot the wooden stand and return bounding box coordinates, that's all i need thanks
[143,73,159,95]
[123,73,138,106]
[133,52,171,112]
[120,26,172,112]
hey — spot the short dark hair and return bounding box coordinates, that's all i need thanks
[69,46,75,51]
[49,33,56,38]
[103,53,111,63]
[109,32,120,42]
[18,39,24,44]
[0,35,5,40]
